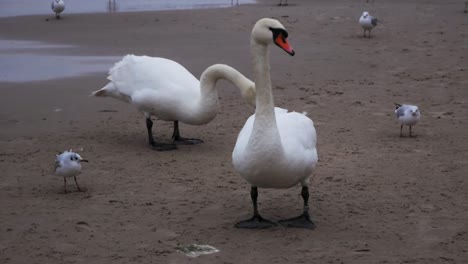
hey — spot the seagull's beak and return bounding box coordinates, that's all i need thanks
[80,159,89,162]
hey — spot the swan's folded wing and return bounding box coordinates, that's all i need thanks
[107,55,200,97]
[276,108,317,153]
[277,109,318,172]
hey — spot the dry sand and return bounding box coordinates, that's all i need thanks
[1,0,468,263]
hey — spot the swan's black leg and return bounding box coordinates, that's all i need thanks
[278,186,316,229]
[146,118,177,151]
[235,186,276,229]
[146,118,155,144]
[172,121,203,145]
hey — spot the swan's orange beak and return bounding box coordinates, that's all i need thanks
[274,34,295,56]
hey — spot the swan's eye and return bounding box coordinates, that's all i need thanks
[269,27,288,39]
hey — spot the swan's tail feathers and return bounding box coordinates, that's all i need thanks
[108,54,136,77]
[91,82,131,103]
[91,83,114,97]
[91,89,106,97]
[92,54,135,97]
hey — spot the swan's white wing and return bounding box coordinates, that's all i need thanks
[276,109,316,150]
[275,108,318,172]
[107,55,200,99]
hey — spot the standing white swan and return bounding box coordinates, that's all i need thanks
[232,18,318,229]
[51,0,65,19]
[92,55,255,151]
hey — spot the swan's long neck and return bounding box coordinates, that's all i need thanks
[196,64,254,123]
[249,41,282,149]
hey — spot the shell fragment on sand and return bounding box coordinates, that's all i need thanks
[176,244,220,257]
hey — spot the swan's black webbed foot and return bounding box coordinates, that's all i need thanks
[278,212,316,229]
[173,137,204,145]
[171,121,204,145]
[235,214,276,229]
[150,142,177,151]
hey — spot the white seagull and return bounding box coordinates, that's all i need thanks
[92,56,255,151]
[51,0,65,19]
[54,150,88,193]
[394,103,421,137]
[359,11,378,38]
[232,18,318,229]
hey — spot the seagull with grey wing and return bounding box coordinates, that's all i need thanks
[359,11,378,38]
[394,104,421,137]
[51,0,65,19]
[54,150,88,193]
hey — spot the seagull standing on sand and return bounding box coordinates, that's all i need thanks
[359,11,378,38]
[54,150,88,193]
[51,0,65,19]
[394,104,421,137]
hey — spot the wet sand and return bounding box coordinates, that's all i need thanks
[1,0,468,263]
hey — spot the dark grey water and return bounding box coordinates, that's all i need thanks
[0,1,256,82]
[0,0,254,17]
[0,40,120,82]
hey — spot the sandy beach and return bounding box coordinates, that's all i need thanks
[1,0,468,263]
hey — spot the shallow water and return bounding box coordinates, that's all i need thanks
[0,0,255,17]
[0,40,120,83]
[0,1,256,82]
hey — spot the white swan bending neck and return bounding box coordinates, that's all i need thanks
[197,64,255,124]
[200,64,255,113]
[93,57,255,127]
